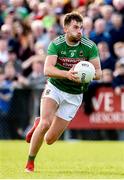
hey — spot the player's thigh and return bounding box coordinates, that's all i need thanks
[40,82,61,125]
[40,97,59,124]
[45,116,70,144]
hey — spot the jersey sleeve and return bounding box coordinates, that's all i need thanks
[47,41,58,56]
[89,43,99,60]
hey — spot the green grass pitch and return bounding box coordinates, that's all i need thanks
[0,140,124,179]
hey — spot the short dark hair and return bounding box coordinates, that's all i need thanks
[64,11,83,26]
[8,46,16,53]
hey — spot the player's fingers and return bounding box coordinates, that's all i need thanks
[70,70,78,74]
[73,71,78,74]
[71,75,80,82]
[73,78,81,83]
[71,64,76,70]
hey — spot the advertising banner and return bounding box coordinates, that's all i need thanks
[69,87,124,129]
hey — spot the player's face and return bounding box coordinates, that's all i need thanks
[64,20,83,43]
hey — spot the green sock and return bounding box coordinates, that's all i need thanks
[28,155,36,161]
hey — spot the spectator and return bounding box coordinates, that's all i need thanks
[13,19,34,62]
[0,67,14,139]
[0,37,8,64]
[100,4,114,32]
[112,0,124,14]
[113,41,124,60]
[4,62,21,88]
[87,3,101,21]
[31,20,50,52]
[83,16,93,37]
[1,24,20,57]
[103,0,112,5]
[28,0,40,21]
[9,0,29,20]
[4,61,31,138]
[3,6,15,25]
[0,0,4,27]
[102,68,113,82]
[18,60,46,90]
[109,13,124,55]
[5,46,22,74]
[53,14,64,36]
[1,24,13,40]
[18,59,47,122]
[113,60,124,95]
[16,40,47,123]
[98,41,116,70]
[77,5,87,17]
[22,41,46,76]
[90,18,111,45]
[0,68,13,113]
[38,2,55,30]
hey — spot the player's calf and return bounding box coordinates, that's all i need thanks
[44,132,59,145]
[26,117,40,143]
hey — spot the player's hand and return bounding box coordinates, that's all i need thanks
[66,69,81,83]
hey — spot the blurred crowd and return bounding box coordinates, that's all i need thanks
[0,0,123,93]
[0,0,124,139]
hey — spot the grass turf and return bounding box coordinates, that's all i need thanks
[0,140,124,179]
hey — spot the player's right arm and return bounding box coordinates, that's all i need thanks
[44,55,79,82]
[44,41,79,82]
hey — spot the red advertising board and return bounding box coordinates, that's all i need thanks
[68,87,124,129]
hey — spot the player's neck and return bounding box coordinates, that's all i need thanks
[65,34,80,46]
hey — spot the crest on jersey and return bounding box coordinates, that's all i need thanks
[79,50,83,56]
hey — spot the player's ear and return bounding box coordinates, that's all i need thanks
[63,25,68,33]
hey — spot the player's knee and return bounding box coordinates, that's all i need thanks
[39,121,50,132]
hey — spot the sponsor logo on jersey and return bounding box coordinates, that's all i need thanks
[57,57,87,69]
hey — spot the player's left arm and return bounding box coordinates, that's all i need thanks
[90,57,102,80]
[89,43,102,80]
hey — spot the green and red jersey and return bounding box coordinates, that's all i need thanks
[47,34,99,94]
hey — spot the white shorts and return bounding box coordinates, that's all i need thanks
[42,82,83,121]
